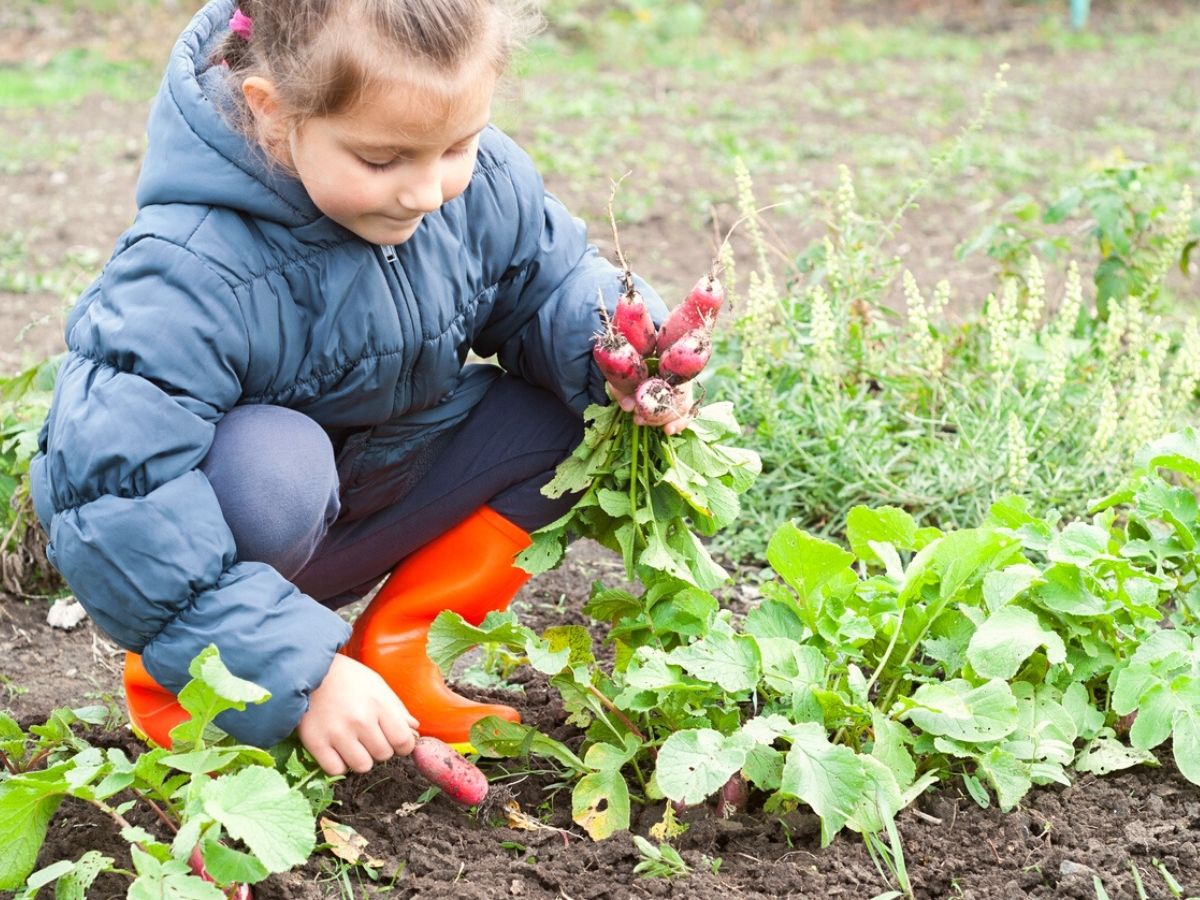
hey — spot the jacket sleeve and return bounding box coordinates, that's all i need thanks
[32,237,352,747]
[470,136,667,415]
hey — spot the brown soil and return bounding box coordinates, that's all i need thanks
[4,540,1200,899]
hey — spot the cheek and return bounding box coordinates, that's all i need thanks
[441,156,478,204]
[306,166,380,220]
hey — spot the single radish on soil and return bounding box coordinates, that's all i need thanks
[593,328,650,395]
[655,274,725,355]
[715,773,749,819]
[658,327,713,385]
[612,288,658,358]
[634,377,690,427]
[411,736,489,806]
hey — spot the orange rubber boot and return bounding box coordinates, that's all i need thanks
[344,506,530,743]
[124,652,188,748]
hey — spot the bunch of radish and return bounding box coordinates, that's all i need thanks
[593,268,724,427]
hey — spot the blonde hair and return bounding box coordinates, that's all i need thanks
[217,0,542,139]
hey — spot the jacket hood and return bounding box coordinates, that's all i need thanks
[135,0,320,226]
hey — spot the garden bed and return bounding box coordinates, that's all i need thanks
[4,540,1197,899]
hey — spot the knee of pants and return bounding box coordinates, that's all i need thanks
[491,470,582,533]
[200,405,340,579]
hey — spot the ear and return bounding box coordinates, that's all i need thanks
[241,76,293,164]
[241,75,281,127]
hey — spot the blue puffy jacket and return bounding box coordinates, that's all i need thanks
[30,0,662,746]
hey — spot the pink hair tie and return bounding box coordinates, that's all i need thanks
[229,8,254,40]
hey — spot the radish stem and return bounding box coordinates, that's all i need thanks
[131,788,179,834]
[586,684,646,744]
[630,422,640,538]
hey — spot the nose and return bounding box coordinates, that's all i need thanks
[397,162,444,214]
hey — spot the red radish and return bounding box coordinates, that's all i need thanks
[685,273,725,319]
[655,274,725,355]
[715,773,748,819]
[658,328,712,385]
[612,288,658,358]
[189,846,252,899]
[593,330,649,395]
[411,736,489,806]
[634,377,688,427]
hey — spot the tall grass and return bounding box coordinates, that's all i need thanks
[708,78,1199,562]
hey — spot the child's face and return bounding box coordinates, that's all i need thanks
[284,66,497,246]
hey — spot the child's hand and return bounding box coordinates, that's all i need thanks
[607,380,694,436]
[298,654,420,775]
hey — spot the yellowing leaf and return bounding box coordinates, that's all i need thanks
[320,817,368,864]
[648,804,688,841]
[572,769,630,840]
[503,799,550,832]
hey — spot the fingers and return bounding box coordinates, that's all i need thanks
[630,411,692,434]
[306,725,400,777]
[631,414,690,433]
[397,701,420,732]
[380,712,418,758]
[300,708,420,778]
[306,740,349,777]
[334,736,379,775]
[359,722,398,764]
[607,381,640,414]
[610,387,637,413]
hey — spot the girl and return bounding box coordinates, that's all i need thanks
[30,0,687,777]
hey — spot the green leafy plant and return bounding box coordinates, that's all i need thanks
[431,427,1200,879]
[962,161,1197,317]
[0,646,336,895]
[631,835,691,878]
[954,192,1072,279]
[1042,163,1196,316]
[518,400,760,591]
[0,355,62,595]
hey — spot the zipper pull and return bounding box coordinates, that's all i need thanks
[381,244,397,263]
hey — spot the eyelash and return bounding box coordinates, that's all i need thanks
[359,146,473,172]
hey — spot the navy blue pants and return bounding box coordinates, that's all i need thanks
[198,375,583,608]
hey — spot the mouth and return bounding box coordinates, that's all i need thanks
[382,214,422,227]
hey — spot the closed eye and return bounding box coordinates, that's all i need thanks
[358,156,400,172]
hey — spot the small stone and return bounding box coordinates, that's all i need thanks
[715,817,746,835]
[1059,859,1097,879]
[1124,821,1153,850]
[46,597,88,631]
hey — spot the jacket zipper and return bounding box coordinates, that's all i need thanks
[378,243,419,392]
